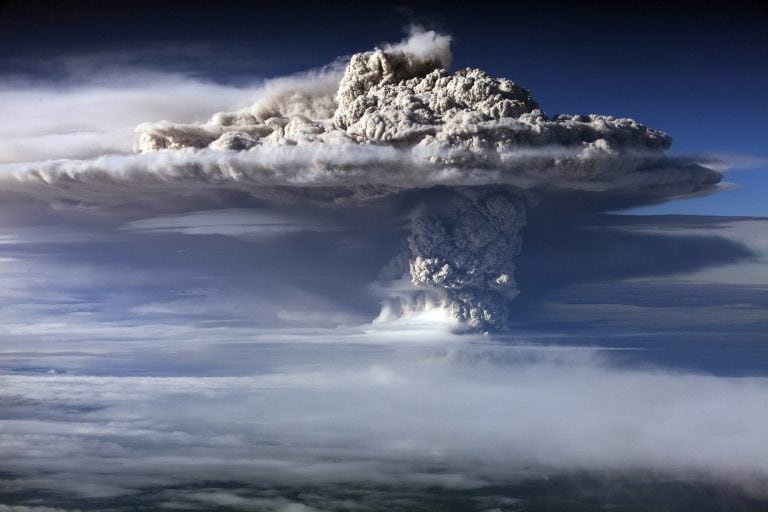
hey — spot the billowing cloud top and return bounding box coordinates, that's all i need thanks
[131,29,718,198]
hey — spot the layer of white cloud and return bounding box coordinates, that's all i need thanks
[0,75,259,165]
[0,343,766,500]
[120,208,344,238]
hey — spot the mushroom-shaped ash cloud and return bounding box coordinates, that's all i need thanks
[5,28,721,331]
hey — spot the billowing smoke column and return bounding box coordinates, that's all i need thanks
[8,29,720,331]
[408,188,526,329]
[408,187,525,328]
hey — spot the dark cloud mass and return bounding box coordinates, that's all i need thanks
[1,29,722,330]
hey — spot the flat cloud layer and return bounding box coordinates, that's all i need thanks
[0,29,723,330]
[1,341,767,502]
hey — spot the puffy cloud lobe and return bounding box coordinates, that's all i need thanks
[5,29,722,330]
[135,30,676,179]
[133,66,343,152]
[131,30,715,199]
[408,188,526,330]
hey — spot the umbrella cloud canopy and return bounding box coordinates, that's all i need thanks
[10,29,721,331]
[134,28,717,196]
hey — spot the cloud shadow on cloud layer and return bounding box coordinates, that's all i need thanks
[512,211,756,307]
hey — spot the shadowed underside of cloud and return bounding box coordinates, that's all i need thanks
[0,28,722,330]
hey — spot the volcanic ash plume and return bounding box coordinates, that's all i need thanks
[134,28,683,188]
[7,29,721,331]
[408,188,526,330]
